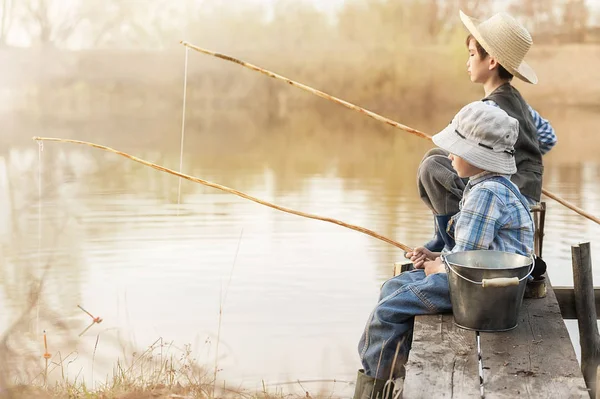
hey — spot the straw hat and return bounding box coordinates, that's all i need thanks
[460,10,538,84]
[432,101,519,175]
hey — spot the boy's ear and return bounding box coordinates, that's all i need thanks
[488,57,500,71]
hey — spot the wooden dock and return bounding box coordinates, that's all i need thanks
[401,278,589,398]
[392,200,597,398]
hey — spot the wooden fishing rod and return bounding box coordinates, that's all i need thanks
[180,40,600,226]
[179,41,432,142]
[32,137,413,253]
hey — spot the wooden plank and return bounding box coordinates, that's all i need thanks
[402,282,589,398]
[554,287,600,319]
[402,314,481,398]
[480,280,589,398]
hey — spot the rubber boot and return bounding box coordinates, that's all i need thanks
[532,255,547,279]
[423,216,445,252]
[424,214,455,252]
[436,214,455,250]
[352,369,395,399]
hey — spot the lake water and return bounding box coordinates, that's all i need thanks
[0,104,599,396]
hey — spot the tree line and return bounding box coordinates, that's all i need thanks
[0,0,596,50]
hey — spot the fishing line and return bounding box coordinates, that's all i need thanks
[177,46,189,215]
[36,141,43,335]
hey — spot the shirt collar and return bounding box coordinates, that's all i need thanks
[468,171,512,187]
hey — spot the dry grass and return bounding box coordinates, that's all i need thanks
[1,336,331,399]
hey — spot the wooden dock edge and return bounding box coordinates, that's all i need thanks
[393,262,590,398]
[554,287,600,320]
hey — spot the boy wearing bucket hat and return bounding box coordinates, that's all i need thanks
[418,10,557,253]
[353,101,534,399]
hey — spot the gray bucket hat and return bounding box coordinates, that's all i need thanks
[432,101,519,175]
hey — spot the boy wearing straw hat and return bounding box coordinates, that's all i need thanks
[418,10,557,253]
[353,101,534,399]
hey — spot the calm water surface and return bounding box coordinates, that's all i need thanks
[1,106,599,395]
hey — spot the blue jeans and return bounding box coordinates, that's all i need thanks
[358,269,452,379]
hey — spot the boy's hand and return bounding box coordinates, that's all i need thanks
[423,257,446,276]
[405,247,435,269]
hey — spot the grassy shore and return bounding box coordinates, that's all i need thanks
[1,337,324,399]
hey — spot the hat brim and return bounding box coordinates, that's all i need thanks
[460,10,538,85]
[432,124,517,175]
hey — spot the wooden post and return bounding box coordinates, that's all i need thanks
[534,202,546,258]
[572,242,600,398]
[393,260,413,276]
[596,365,600,399]
[525,202,547,298]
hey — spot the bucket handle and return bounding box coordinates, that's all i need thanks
[441,253,535,288]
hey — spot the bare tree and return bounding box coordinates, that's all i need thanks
[336,0,494,45]
[413,0,494,39]
[269,0,331,50]
[77,0,131,48]
[16,0,192,49]
[17,0,85,47]
[508,0,558,38]
[562,0,589,42]
[460,1,494,17]
[82,0,196,49]
[0,0,15,46]
[13,0,86,48]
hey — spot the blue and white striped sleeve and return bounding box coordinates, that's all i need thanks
[484,100,557,155]
[528,105,557,155]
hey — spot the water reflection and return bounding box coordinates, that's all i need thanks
[0,106,599,391]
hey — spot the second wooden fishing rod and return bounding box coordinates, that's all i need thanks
[179,40,600,227]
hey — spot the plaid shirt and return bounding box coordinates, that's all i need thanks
[484,99,557,154]
[447,172,534,256]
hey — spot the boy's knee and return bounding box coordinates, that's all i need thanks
[418,155,448,185]
[380,278,401,298]
[421,147,449,162]
[373,303,394,325]
[380,270,426,298]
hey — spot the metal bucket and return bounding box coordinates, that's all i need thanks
[442,250,534,332]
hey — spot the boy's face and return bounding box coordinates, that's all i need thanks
[466,38,493,83]
[448,153,484,178]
